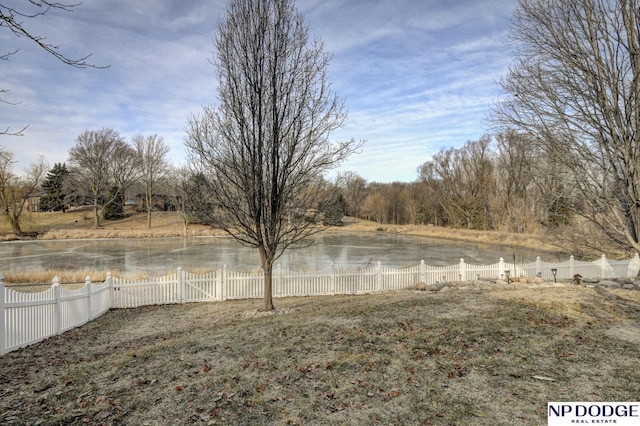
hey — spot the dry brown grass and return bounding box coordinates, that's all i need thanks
[0,266,151,286]
[1,286,639,425]
[0,207,221,241]
[2,268,109,285]
[2,209,560,252]
[332,218,564,254]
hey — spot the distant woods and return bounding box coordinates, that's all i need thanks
[339,131,575,236]
[0,126,628,256]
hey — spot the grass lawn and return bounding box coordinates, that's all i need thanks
[1,285,639,425]
[0,207,219,241]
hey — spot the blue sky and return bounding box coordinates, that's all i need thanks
[0,0,517,182]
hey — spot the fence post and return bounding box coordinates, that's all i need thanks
[86,275,93,321]
[628,252,640,278]
[216,268,222,301]
[53,276,61,335]
[569,255,575,278]
[459,258,466,282]
[222,265,227,301]
[535,256,542,277]
[330,263,336,295]
[276,264,282,297]
[106,271,114,309]
[376,261,382,291]
[600,254,608,279]
[0,274,6,355]
[498,258,505,280]
[419,260,426,284]
[177,267,185,303]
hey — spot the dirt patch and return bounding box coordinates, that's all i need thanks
[1,287,639,425]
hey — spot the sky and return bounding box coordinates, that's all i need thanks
[0,0,518,183]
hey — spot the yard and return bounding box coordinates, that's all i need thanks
[1,285,639,425]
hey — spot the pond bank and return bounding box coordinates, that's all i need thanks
[330,217,563,254]
[2,210,561,254]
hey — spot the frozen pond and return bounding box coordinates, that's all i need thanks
[0,232,560,275]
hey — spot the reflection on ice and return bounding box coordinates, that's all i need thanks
[0,233,559,275]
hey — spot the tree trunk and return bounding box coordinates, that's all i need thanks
[262,265,275,311]
[9,215,22,235]
[93,199,101,228]
[146,193,152,228]
[259,246,275,311]
[179,199,188,237]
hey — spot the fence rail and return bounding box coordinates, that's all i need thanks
[2,253,640,355]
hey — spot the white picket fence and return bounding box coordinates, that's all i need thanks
[2,253,640,356]
[0,276,112,356]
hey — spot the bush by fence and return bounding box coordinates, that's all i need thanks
[2,253,639,355]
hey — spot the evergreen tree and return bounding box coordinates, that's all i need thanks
[547,195,573,228]
[40,163,69,212]
[321,193,347,226]
[185,172,214,225]
[103,186,125,220]
[416,199,427,225]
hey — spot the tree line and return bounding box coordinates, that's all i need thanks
[0,125,603,254]
[0,130,170,233]
[349,132,569,233]
[0,126,352,237]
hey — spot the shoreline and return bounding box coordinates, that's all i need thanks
[330,217,565,254]
[5,214,564,284]
[2,212,563,253]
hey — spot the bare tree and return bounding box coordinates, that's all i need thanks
[68,128,122,228]
[0,150,46,235]
[111,141,140,208]
[384,183,406,225]
[360,186,389,224]
[167,166,193,236]
[1,1,107,135]
[419,151,464,228]
[461,136,495,229]
[335,171,369,217]
[493,0,640,251]
[493,131,540,232]
[418,137,495,230]
[166,166,220,237]
[185,0,360,311]
[133,134,170,228]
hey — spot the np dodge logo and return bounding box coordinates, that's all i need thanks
[548,402,640,425]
